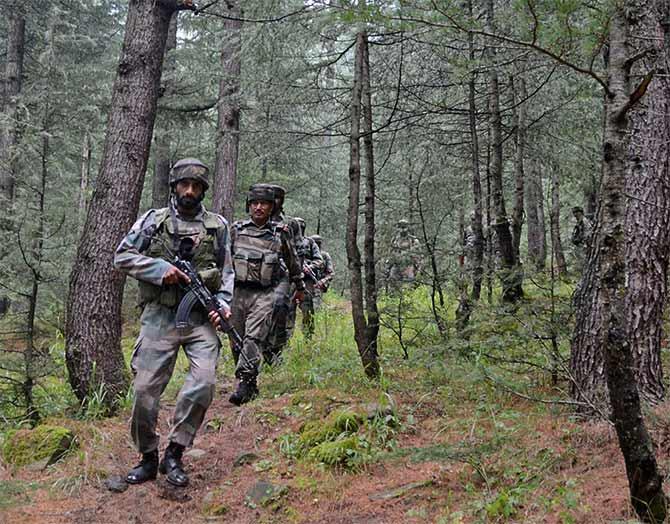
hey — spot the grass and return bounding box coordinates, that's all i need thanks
[0,278,645,522]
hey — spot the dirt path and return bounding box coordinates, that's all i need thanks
[0,380,639,524]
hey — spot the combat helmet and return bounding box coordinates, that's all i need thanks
[246,184,276,212]
[310,234,322,247]
[294,217,306,234]
[253,183,286,216]
[397,219,410,228]
[170,158,209,190]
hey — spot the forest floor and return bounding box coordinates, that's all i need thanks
[0,289,662,523]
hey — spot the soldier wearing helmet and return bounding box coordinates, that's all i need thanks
[309,234,334,309]
[288,217,324,339]
[228,184,305,405]
[114,158,234,488]
[385,218,422,288]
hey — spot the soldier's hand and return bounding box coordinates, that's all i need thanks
[208,310,222,328]
[292,289,305,304]
[162,265,190,285]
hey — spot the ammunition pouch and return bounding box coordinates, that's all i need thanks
[234,251,279,287]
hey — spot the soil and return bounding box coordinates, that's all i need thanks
[0,379,648,524]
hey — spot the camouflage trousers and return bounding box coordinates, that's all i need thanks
[288,282,315,338]
[230,284,276,380]
[130,303,220,454]
[265,277,291,360]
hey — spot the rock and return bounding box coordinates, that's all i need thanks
[202,490,228,518]
[368,479,434,501]
[158,481,191,503]
[364,401,396,420]
[184,448,207,460]
[233,451,259,467]
[104,475,128,493]
[245,480,288,507]
[2,425,77,467]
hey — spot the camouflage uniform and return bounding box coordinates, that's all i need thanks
[114,196,233,454]
[288,220,324,338]
[310,235,334,309]
[230,202,304,387]
[385,219,421,288]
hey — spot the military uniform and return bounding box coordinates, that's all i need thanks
[230,211,303,397]
[386,220,421,287]
[114,158,233,488]
[310,235,334,309]
[288,222,323,338]
[571,214,593,272]
[114,198,233,454]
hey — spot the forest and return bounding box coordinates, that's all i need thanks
[1,0,670,522]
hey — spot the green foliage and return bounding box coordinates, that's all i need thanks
[306,434,366,468]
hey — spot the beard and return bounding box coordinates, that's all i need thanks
[176,194,203,211]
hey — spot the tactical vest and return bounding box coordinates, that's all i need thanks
[233,220,282,287]
[138,207,225,307]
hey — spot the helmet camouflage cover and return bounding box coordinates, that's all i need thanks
[170,158,209,190]
[253,183,286,215]
[247,184,276,212]
[310,234,322,246]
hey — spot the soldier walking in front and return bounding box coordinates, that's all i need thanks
[228,185,305,405]
[114,158,234,487]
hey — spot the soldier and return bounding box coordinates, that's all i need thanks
[309,234,334,309]
[228,185,305,405]
[289,217,324,339]
[114,158,234,488]
[571,206,593,272]
[385,219,421,288]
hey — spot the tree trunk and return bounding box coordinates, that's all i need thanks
[623,0,670,405]
[486,0,522,303]
[600,6,667,519]
[346,31,378,379]
[467,0,484,302]
[0,10,25,205]
[525,158,546,271]
[66,0,190,406]
[360,32,380,367]
[151,12,178,209]
[212,0,242,222]
[550,166,568,278]
[78,130,91,233]
[510,74,526,262]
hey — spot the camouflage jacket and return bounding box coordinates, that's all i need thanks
[113,199,234,307]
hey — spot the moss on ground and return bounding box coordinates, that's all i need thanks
[2,425,76,467]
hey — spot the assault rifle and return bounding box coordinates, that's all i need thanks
[173,244,242,353]
[302,264,319,285]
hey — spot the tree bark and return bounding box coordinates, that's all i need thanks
[550,165,568,278]
[510,74,526,262]
[0,10,25,205]
[526,158,546,271]
[360,32,380,367]
[623,0,670,404]
[78,130,91,233]
[600,6,666,519]
[467,0,484,301]
[212,0,242,222]
[66,0,187,406]
[151,12,178,209]
[346,31,379,379]
[486,0,522,303]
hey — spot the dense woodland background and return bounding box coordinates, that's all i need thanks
[2,0,670,522]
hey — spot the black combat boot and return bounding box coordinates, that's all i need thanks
[159,442,188,487]
[126,449,159,484]
[228,377,259,406]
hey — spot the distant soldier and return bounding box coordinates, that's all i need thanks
[289,217,324,338]
[114,158,234,488]
[385,219,421,287]
[571,206,593,272]
[228,184,305,405]
[310,234,334,309]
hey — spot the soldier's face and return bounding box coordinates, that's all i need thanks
[250,200,273,224]
[175,179,204,210]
